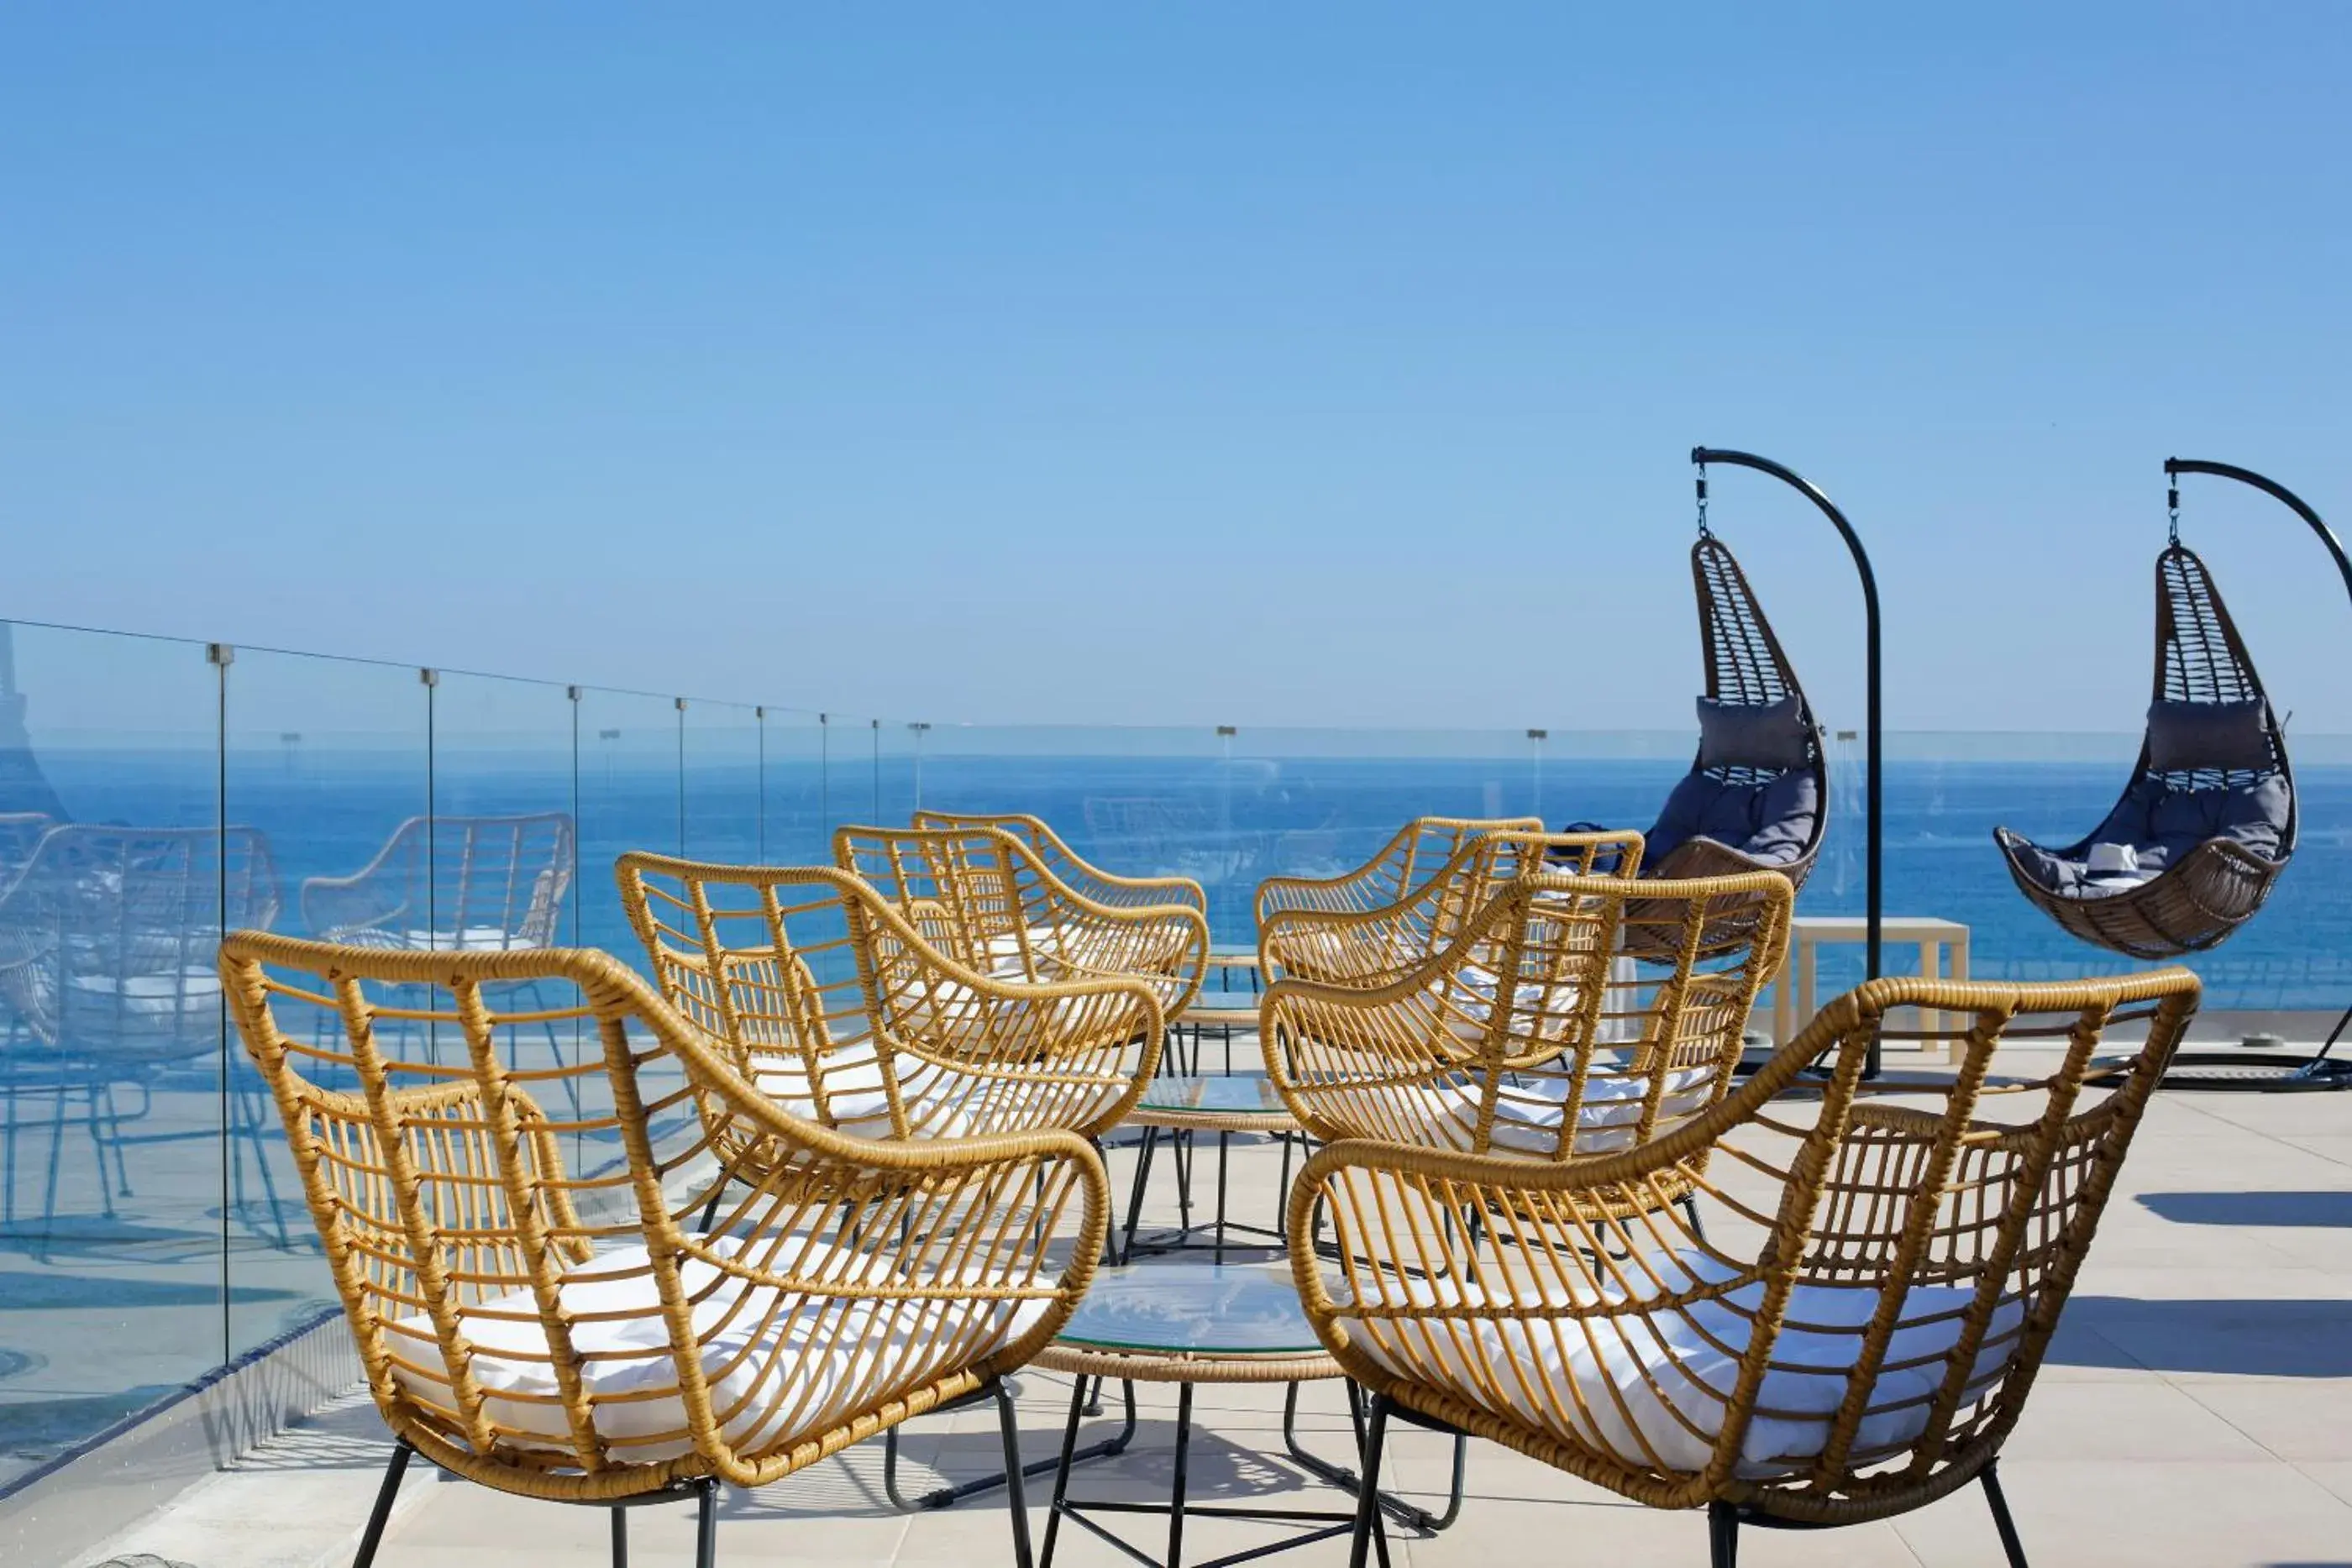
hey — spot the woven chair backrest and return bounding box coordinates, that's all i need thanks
[1267,868,1791,1156]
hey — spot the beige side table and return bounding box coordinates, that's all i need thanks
[1771,915,1971,1059]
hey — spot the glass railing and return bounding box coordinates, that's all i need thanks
[0,614,2345,1495]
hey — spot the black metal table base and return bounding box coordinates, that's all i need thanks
[1120,1123,1300,1266]
[1039,1377,1394,1568]
[882,1377,1139,1511]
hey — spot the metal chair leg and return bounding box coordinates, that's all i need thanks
[610,1505,627,1568]
[1346,1394,1391,1568]
[353,1440,413,1568]
[1038,1376,1089,1568]
[1707,1501,1738,1567]
[995,1378,1036,1568]
[1982,1460,2029,1568]
[694,1478,719,1568]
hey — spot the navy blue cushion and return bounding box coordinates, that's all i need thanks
[2147,700,2272,774]
[1644,768,1819,866]
[2013,774,2290,897]
[1696,695,1809,772]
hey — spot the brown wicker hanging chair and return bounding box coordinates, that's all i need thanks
[1617,537,1827,959]
[1996,543,2296,961]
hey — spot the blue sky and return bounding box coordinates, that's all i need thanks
[3,4,2349,736]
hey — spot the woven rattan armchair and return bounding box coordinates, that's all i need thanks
[912,810,1209,917]
[1291,967,2201,1568]
[222,931,1105,1568]
[1263,870,1792,1183]
[835,823,1207,1020]
[1253,815,1546,931]
[1258,828,1645,988]
[618,852,1165,1149]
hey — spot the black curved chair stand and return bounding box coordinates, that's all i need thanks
[2146,459,2352,1092]
[1689,448,1885,1073]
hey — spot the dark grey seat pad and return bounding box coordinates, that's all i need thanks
[1644,768,1819,868]
[2008,774,2291,898]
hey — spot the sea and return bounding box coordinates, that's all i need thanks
[24,747,2352,1015]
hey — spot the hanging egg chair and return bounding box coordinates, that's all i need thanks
[1995,543,2295,961]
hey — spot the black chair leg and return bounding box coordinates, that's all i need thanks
[697,1177,728,1235]
[1707,1501,1739,1568]
[995,1378,1036,1568]
[1982,1460,2029,1568]
[353,1440,413,1568]
[1346,1395,1391,1568]
[610,1506,627,1568]
[693,1478,719,1568]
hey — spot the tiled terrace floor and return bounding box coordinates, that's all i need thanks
[66,1067,2352,1568]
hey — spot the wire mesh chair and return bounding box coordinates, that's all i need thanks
[1291,967,2201,1568]
[222,931,1105,1568]
[834,823,1207,1021]
[301,812,575,952]
[0,824,284,1249]
[618,852,1166,1150]
[912,810,1209,917]
[1258,828,1645,988]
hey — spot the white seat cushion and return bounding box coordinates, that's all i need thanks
[68,967,222,1017]
[399,926,529,951]
[1339,1250,2021,1476]
[387,1237,1052,1464]
[751,1037,900,1137]
[752,1036,1126,1140]
[1479,1064,1719,1156]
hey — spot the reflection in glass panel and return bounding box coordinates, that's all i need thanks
[0,623,228,1489]
[222,649,430,1361]
[761,708,827,868]
[874,720,923,826]
[903,726,1232,935]
[575,690,682,968]
[426,673,579,950]
[822,716,879,838]
[682,700,760,868]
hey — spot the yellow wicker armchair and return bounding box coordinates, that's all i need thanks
[1290,967,2200,1568]
[1258,828,1645,988]
[617,852,1165,1150]
[912,810,1209,917]
[1252,815,1545,930]
[835,823,1207,1020]
[221,931,1104,1568]
[1262,870,1792,1181]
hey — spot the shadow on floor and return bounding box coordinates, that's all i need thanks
[2136,1190,2352,1229]
[727,1417,1310,1521]
[2049,1297,2352,1377]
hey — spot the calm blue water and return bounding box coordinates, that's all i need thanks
[31,747,2352,1011]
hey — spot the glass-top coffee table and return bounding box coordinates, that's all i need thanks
[1033,1258,1415,1568]
[1120,1072,1301,1265]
